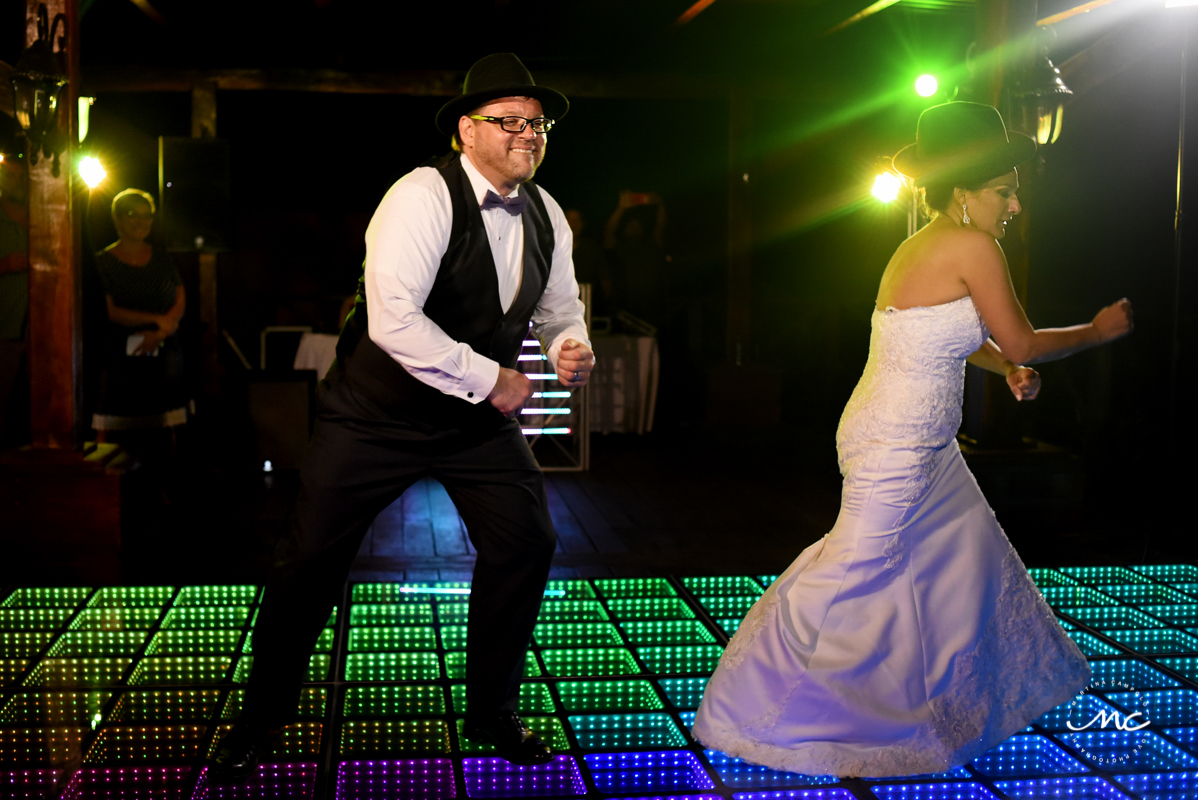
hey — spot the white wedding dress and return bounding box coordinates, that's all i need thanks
[692,296,1090,778]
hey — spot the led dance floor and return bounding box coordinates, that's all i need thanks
[2,566,1198,799]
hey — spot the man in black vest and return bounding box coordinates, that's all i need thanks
[211,53,593,776]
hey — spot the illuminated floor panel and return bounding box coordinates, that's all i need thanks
[0,570,1197,798]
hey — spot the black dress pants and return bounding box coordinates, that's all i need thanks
[241,392,557,726]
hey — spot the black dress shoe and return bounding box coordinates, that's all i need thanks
[463,710,553,765]
[207,723,283,780]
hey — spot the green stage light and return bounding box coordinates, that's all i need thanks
[915,74,939,97]
[872,172,902,203]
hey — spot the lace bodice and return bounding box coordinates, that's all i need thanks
[836,296,988,480]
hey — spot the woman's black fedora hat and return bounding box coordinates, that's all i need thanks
[436,53,569,137]
[893,102,1036,188]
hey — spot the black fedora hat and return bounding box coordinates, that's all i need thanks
[436,53,569,137]
[893,102,1036,188]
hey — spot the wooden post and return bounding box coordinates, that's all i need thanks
[191,82,220,392]
[25,0,79,449]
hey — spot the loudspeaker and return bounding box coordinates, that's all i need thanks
[158,137,231,253]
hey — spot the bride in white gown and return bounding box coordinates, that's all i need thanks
[692,102,1134,778]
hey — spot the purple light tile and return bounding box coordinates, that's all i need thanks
[335,759,456,800]
[729,791,857,800]
[59,766,192,799]
[463,755,585,798]
[869,784,1001,800]
[0,769,61,799]
[585,750,715,793]
[194,762,317,799]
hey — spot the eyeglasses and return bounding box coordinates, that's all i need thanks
[468,115,554,134]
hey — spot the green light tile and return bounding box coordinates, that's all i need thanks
[445,650,540,679]
[48,631,149,658]
[88,587,174,609]
[540,648,639,678]
[1060,606,1168,631]
[348,626,436,652]
[756,574,779,587]
[534,622,623,649]
[1106,629,1198,655]
[1028,568,1079,588]
[1160,657,1198,682]
[343,685,445,717]
[436,602,470,624]
[1038,586,1120,608]
[1144,605,1198,627]
[0,691,110,726]
[1,608,73,631]
[568,712,687,750]
[1131,564,1198,584]
[455,716,568,753]
[594,578,676,599]
[231,654,327,683]
[109,689,222,722]
[128,656,231,686]
[1,659,28,687]
[343,652,440,681]
[340,719,451,755]
[352,583,470,603]
[0,631,54,658]
[349,603,433,626]
[242,626,333,654]
[440,624,468,651]
[221,686,326,720]
[717,618,741,636]
[658,677,708,709]
[0,727,85,765]
[207,721,322,760]
[175,585,258,607]
[85,723,207,763]
[146,629,241,656]
[450,682,556,715]
[1060,566,1151,586]
[606,597,695,621]
[24,658,131,688]
[545,580,597,599]
[1102,584,1198,607]
[161,606,250,630]
[70,608,160,631]
[536,600,609,623]
[696,595,756,618]
[682,576,763,597]
[556,679,663,713]
[620,620,716,646]
[636,645,722,674]
[1067,630,1121,656]
[2,587,92,609]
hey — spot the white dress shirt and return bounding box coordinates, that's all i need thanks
[363,152,590,404]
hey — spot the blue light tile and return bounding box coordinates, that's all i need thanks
[1088,659,1181,689]
[1113,771,1198,800]
[658,677,708,709]
[1036,695,1123,732]
[703,749,837,788]
[679,711,696,728]
[1106,689,1198,727]
[1163,727,1198,752]
[731,791,856,800]
[462,755,584,798]
[970,735,1086,776]
[334,758,456,800]
[863,766,974,780]
[869,784,1000,800]
[585,751,715,793]
[1068,632,1121,657]
[994,776,1134,799]
[1059,730,1198,772]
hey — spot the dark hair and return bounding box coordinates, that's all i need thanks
[918,177,986,219]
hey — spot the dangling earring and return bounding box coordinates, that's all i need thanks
[961,203,971,225]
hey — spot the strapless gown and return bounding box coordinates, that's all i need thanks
[692,296,1090,778]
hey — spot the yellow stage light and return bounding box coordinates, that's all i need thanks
[915,74,939,98]
[79,156,106,189]
[872,172,902,203]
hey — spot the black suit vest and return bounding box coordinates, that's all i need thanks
[327,153,555,431]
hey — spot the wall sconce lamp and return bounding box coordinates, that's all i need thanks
[1014,30,1073,146]
[10,4,69,175]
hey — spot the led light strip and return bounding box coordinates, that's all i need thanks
[397,586,566,597]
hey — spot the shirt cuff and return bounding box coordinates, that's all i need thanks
[451,356,501,404]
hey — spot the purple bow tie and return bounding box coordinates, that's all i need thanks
[481,190,527,216]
